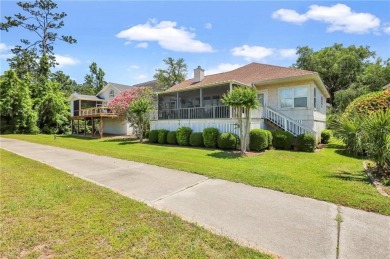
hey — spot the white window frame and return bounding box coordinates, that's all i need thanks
[109,89,115,98]
[278,85,309,109]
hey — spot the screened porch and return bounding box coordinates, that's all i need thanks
[155,84,231,120]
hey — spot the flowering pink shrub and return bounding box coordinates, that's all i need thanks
[108,87,152,119]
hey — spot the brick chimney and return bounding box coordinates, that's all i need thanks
[193,66,204,83]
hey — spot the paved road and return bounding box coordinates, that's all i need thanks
[1,137,389,259]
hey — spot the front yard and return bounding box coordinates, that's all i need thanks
[0,149,269,258]
[3,134,390,215]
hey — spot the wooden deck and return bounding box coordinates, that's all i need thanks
[70,107,118,120]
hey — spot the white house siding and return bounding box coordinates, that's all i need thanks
[98,85,117,104]
[150,118,263,136]
[103,118,133,135]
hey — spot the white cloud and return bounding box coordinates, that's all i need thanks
[135,42,149,48]
[383,26,390,34]
[116,19,213,53]
[272,9,308,24]
[135,74,148,80]
[272,4,380,34]
[0,42,14,60]
[129,65,140,70]
[231,45,274,61]
[278,48,297,59]
[55,54,80,68]
[205,22,212,29]
[205,63,242,75]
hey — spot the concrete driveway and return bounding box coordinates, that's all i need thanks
[1,137,389,258]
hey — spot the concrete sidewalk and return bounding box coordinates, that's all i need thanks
[1,137,389,258]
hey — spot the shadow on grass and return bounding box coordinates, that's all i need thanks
[334,149,366,160]
[207,151,241,159]
[58,135,97,141]
[326,170,370,183]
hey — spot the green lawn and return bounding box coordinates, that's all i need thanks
[3,134,390,216]
[0,149,269,258]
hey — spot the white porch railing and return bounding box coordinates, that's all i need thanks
[152,105,230,120]
[79,107,116,116]
[264,106,316,136]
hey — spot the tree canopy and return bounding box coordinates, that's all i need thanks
[154,57,187,90]
[0,0,77,67]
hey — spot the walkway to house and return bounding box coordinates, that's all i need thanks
[1,137,389,258]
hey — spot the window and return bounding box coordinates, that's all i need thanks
[314,88,317,109]
[109,89,115,98]
[258,93,264,106]
[279,86,308,108]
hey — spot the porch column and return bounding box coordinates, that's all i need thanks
[229,82,233,118]
[176,92,179,109]
[84,119,86,136]
[99,118,103,138]
[77,120,80,134]
[199,89,203,107]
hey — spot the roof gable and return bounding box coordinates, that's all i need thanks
[96,82,133,97]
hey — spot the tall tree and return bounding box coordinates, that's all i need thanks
[154,57,187,90]
[0,70,38,133]
[222,86,259,154]
[293,44,375,104]
[8,48,39,79]
[0,0,77,68]
[84,62,106,94]
[50,71,77,97]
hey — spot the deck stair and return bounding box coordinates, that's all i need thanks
[263,106,316,136]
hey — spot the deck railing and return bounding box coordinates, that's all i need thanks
[78,106,116,116]
[154,105,230,120]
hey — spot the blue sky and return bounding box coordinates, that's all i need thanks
[1,1,389,86]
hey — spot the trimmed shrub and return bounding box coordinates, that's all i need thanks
[272,130,294,150]
[167,131,177,145]
[217,132,239,150]
[266,130,273,147]
[190,132,204,147]
[145,131,150,138]
[203,127,219,148]
[148,130,159,143]
[344,89,390,119]
[158,129,169,144]
[321,129,333,144]
[249,129,269,151]
[176,127,192,146]
[297,133,316,152]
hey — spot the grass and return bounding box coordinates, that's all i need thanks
[3,134,390,216]
[0,149,270,258]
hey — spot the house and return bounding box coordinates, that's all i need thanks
[150,63,330,141]
[68,80,157,137]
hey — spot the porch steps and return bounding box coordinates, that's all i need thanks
[263,106,316,137]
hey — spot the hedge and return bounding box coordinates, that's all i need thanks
[217,132,239,150]
[297,133,316,152]
[167,131,177,145]
[203,127,219,148]
[190,132,204,147]
[344,89,390,119]
[266,131,273,147]
[272,130,294,150]
[158,129,169,144]
[176,127,192,146]
[249,129,269,151]
[148,130,159,143]
[321,129,333,144]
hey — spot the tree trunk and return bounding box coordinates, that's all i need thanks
[244,106,251,153]
[238,107,245,155]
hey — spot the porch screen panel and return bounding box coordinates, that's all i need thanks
[202,84,229,107]
[73,100,79,116]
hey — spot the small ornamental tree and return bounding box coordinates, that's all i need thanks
[222,86,259,154]
[128,98,152,143]
[108,87,153,120]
